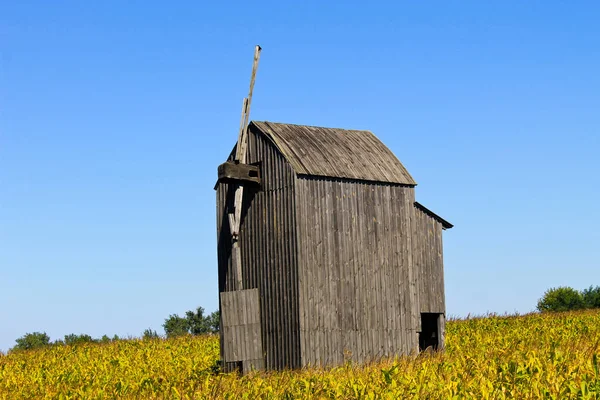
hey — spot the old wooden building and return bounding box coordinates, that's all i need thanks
[216,120,452,373]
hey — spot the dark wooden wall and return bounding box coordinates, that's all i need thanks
[412,206,446,315]
[295,177,420,367]
[216,127,301,371]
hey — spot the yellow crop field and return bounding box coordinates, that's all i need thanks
[2,310,600,399]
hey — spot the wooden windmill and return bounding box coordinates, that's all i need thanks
[215,46,453,373]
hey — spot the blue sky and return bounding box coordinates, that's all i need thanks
[1,1,599,352]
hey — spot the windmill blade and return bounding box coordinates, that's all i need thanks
[230,45,262,240]
[235,45,261,163]
[235,98,249,160]
[225,45,262,291]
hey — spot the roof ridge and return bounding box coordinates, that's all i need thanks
[251,120,372,133]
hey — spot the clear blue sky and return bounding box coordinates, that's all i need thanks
[1,1,599,352]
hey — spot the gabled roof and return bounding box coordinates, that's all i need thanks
[250,121,417,186]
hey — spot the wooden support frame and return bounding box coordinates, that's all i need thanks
[217,161,261,186]
[226,45,262,291]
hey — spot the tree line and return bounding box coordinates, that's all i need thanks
[537,286,600,312]
[10,306,219,352]
[12,286,599,352]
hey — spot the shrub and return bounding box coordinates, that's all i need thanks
[64,334,96,346]
[143,328,160,339]
[163,307,220,338]
[582,286,600,309]
[12,332,51,351]
[163,314,190,338]
[537,286,585,312]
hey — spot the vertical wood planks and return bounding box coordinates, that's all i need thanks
[412,205,446,316]
[295,178,419,367]
[221,289,263,362]
[217,123,449,371]
[216,127,301,372]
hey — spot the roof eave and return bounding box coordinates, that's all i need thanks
[414,201,454,229]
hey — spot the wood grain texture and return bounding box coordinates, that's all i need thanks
[250,121,416,185]
[220,289,262,362]
[412,204,446,315]
[217,161,260,186]
[217,127,300,372]
[216,121,451,372]
[295,177,419,367]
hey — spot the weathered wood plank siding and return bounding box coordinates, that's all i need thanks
[295,177,419,367]
[216,127,301,371]
[251,121,416,185]
[412,205,446,315]
[216,121,451,371]
[220,288,263,365]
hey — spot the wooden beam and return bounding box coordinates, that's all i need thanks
[228,97,248,240]
[236,45,261,163]
[232,45,262,238]
[232,240,243,290]
[235,98,249,162]
[218,161,261,186]
[227,45,262,292]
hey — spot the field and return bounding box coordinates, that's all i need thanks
[2,310,600,399]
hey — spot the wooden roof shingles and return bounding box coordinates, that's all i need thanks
[250,121,417,185]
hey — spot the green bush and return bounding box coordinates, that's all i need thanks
[100,335,111,343]
[64,334,96,346]
[537,286,585,312]
[582,286,600,309]
[163,307,220,338]
[12,332,51,351]
[163,314,190,338]
[142,328,160,339]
